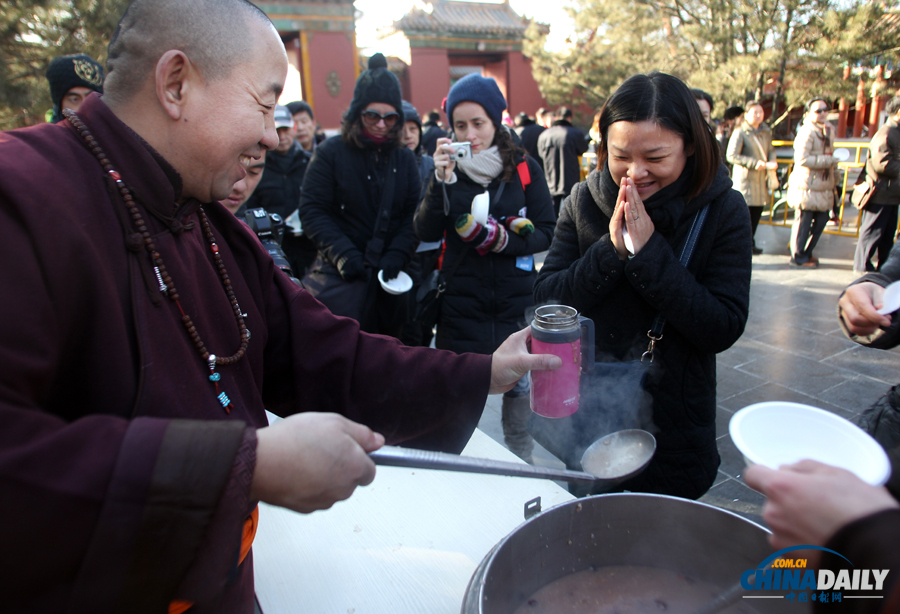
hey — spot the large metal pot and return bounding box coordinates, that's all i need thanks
[462,493,792,614]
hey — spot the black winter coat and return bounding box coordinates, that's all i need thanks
[415,156,556,355]
[534,163,752,499]
[245,141,310,219]
[538,120,588,197]
[299,135,421,270]
[517,123,546,169]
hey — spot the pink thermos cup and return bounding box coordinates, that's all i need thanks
[530,305,594,418]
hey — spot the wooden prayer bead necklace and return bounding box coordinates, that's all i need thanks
[65,109,249,414]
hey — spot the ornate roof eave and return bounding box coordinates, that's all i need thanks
[252,1,355,32]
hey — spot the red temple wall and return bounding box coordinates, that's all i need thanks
[505,52,547,118]
[304,31,356,129]
[409,47,452,121]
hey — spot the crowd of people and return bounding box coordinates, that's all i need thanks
[3,0,899,610]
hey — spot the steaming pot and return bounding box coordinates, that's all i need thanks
[461,493,792,614]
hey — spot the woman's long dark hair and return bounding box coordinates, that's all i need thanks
[596,72,721,200]
[494,125,526,182]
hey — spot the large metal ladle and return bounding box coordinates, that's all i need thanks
[369,429,656,485]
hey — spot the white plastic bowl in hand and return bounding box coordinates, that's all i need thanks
[471,192,490,225]
[377,269,413,295]
[729,401,890,485]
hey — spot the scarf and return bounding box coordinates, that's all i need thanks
[599,157,696,233]
[362,128,389,145]
[456,145,504,187]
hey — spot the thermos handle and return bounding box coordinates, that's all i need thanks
[578,315,594,373]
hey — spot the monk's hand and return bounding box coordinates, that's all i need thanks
[251,413,384,513]
[839,282,891,336]
[490,327,561,394]
[744,460,898,553]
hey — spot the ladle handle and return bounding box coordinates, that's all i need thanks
[369,446,599,484]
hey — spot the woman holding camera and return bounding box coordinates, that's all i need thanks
[533,73,752,499]
[414,74,556,462]
[299,54,420,337]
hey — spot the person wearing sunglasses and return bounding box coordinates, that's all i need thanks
[786,98,837,269]
[298,53,421,338]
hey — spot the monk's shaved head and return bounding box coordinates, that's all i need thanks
[104,0,274,103]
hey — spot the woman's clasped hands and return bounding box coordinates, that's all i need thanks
[610,176,655,260]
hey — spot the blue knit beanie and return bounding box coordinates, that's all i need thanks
[445,74,507,129]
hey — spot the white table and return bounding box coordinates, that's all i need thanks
[253,426,574,614]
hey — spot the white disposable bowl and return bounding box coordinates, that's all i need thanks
[471,192,490,225]
[729,401,891,485]
[377,270,413,295]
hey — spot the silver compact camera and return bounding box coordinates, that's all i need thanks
[449,141,472,160]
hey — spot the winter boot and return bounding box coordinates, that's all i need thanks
[502,394,534,464]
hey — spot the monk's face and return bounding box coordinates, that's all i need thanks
[178,21,288,203]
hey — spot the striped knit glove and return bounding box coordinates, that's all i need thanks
[456,213,508,255]
[500,215,534,236]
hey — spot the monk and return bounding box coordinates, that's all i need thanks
[0,1,559,612]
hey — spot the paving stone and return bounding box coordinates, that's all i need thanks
[716,368,766,401]
[751,325,857,360]
[698,478,766,527]
[717,338,783,369]
[823,344,900,384]
[737,353,856,398]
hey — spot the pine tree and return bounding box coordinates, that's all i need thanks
[0,0,128,129]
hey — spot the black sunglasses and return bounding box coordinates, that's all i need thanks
[361,110,399,127]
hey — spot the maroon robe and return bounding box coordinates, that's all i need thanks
[0,94,491,613]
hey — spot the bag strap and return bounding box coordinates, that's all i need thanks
[642,203,711,362]
[364,157,397,268]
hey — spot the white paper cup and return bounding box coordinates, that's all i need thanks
[471,192,490,225]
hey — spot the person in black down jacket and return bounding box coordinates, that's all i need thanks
[538,106,589,217]
[533,72,752,499]
[399,100,439,347]
[415,73,556,462]
[299,53,421,337]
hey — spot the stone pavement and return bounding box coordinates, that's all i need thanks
[477,220,900,527]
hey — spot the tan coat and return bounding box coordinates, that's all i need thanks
[727,122,776,207]
[786,118,836,212]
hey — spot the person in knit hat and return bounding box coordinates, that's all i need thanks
[398,100,440,348]
[299,53,421,339]
[414,73,557,463]
[45,54,105,123]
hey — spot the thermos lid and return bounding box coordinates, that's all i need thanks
[533,305,579,331]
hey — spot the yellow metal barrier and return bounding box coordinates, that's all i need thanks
[763,140,869,237]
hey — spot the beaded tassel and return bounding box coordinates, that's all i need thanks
[65,109,250,415]
[208,355,233,414]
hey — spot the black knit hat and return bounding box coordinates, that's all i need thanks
[345,53,403,124]
[46,54,104,110]
[401,100,421,129]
